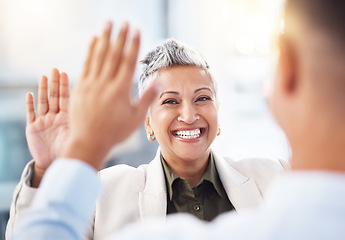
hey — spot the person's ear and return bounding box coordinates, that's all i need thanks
[278,34,298,95]
[145,115,153,134]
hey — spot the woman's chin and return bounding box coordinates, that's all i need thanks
[173,147,210,162]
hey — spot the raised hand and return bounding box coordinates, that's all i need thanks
[62,21,160,170]
[26,69,70,187]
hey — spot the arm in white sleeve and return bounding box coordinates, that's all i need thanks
[6,160,38,239]
[10,158,101,240]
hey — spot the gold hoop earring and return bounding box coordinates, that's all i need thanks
[217,127,221,136]
[147,132,156,142]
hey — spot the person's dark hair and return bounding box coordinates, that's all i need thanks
[284,0,345,110]
[285,0,345,42]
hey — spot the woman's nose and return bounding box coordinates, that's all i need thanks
[177,103,200,124]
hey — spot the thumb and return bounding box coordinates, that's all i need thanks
[134,82,162,123]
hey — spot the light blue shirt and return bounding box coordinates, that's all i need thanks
[11,159,345,240]
[10,159,101,240]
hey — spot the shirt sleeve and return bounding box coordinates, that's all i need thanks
[6,160,38,239]
[10,158,101,240]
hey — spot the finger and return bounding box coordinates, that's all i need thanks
[48,68,60,113]
[26,92,36,124]
[59,72,70,112]
[115,29,141,91]
[134,81,160,126]
[89,21,113,77]
[37,75,49,116]
[81,36,97,78]
[102,22,129,80]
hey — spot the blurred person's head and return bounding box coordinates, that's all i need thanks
[270,0,345,171]
[139,39,219,176]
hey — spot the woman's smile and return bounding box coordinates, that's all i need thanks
[172,127,206,141]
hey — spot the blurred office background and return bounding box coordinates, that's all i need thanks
[0,0,288,239]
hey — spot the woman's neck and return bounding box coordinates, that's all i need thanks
[162,150,211,188]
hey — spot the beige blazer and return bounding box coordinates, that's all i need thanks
[6,149,288,240]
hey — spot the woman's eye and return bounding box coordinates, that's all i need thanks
[163,99,179,104]
[196,96,211,102]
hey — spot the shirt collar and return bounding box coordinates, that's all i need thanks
[161,154,180,201]
[200,152,224,197]
[160,152,223,201]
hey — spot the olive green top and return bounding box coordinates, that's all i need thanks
[161,152,235,221]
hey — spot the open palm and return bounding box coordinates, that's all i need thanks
[26,69,70,173]
[62,22,159,170]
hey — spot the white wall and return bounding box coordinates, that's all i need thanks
[0,0,166,83]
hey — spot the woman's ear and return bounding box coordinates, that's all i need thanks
[145,115,153,134]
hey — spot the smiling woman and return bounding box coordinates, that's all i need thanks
[146,65,218,187]
[6,38,288,240]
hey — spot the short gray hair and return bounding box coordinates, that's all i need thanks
[138,39,217,96]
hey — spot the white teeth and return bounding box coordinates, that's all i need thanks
[174,129,201,139]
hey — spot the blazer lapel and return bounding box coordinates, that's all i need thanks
[213,151,263,215]
[139,148,167,221]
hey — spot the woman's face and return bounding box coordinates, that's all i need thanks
[146,65,218,164]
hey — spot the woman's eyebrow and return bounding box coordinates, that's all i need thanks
[159,91,179,99]
[194,87,213,94]
[159,88,213,98]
